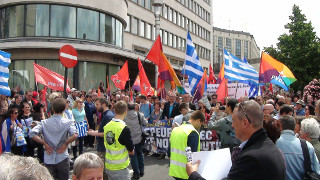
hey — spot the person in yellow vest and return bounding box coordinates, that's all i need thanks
[169,110,205,180]
[104,100,134,180]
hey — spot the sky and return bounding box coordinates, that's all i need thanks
[212,0,320,50]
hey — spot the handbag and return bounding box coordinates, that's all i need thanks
[137,112,148,145]
[300,139,320,180]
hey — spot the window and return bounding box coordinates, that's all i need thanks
[244,41,248,58]
[226,38,232,52]
[51,5,76,38]
[173,10,176,24]
[26,4,49,36]
[7,6,25,37]
[168,7,172,21]
[131,17,138,34]
[163,5,168,19]
[145,0,152,10]
[173,35,177,48]
[177,37,181,50]
[181,16,185,28]
[100,14,114,44]
[139,0,145,7]
[115,20,123,47]
[132,0,138,3]
[79,62,107,92]
[125,15,130,32]
[163,31,168,45]
[0,8,5,38]
[145,23,151,39]
[77,8,99,41]
[235,39,241,58]
[168,33,172,46]
[139,20,144,37]
[182,38,186,51]
[218,37,223,49]
[177,13,180,26]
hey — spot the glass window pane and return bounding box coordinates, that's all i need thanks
[173,10,176,24]
[8,5,24,37]
[168,8,172,21]
[79,62,106,91]
[115,20,123,47]
[132,17,138,34]
[100,15,114,44]
[177,13,180,26]
[168,33,172,46]
[173,35,176,48]
[236,39,241,58]
[140,0,145,7]
[145,0,151,10]
[163,31,167,45]
[9,60,36,92]
[146,23,151,39]
[100,14,105,41]
[77,8,99,41]
[163,5,168,19]
[50,5,76,38]
[139,21,144,37]
[0,8,6,38]
[125,15,130,32]
[26,4,49,36]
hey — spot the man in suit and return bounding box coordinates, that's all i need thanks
[182,93,196,111]
[187,100,286,180]
[162,93,180,120]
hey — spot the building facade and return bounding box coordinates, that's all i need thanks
[212,27,260,72]
[0,0,213,92]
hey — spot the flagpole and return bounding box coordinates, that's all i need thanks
[235,81,239,99]
[182,27,189,91]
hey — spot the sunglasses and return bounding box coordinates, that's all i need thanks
[238,102,252,124]
[13,112,18,115]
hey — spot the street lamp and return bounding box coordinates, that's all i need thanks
[153,0,163,89]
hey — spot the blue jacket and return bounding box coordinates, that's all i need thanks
[276,130,320,180]
[84,101,96,122]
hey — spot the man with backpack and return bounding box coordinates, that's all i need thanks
[139,95,154,124]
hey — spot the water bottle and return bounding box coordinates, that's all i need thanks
[185,147,192,162]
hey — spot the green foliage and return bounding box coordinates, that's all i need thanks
[264,5,320,91]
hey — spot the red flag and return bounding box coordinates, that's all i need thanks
[33,63,71,92]
[111,61,129,90]
[216,78,228,104]
[216,62,225,84]
[132,75,141,91]
[269,83,273,94]
[130,89,133,102]
[138,58,154,96]
[146,35,163,66]
[208,65,216,84]
[193,69,208,102]
[97,86,101,97]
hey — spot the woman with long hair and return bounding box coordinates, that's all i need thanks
[72,99,89,159]
[1,108,23,154]
[18,102,34,157]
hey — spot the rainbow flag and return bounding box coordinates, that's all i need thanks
[259,52,297,91]
[161,52,185,94]
[193,69,208,102]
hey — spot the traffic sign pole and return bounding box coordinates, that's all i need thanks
[63,67,68,98]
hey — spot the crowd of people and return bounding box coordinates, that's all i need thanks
[0,84,320,180]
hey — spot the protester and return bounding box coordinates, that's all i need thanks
[276,115,320,179]
[299,118,320,160]
[150,102,163,124]
[207,98,241,150]
[124,102,148,179]
[84,94,96,148]
[162,93,180,120]
[173,103,192,128]
[23,90,35,111]
[188,100,286,180]
[9,94,22,110]
[0,107,23,154]
[18,101,34,157]
[67,88,78,108]
[72,153,104,180]
[279,104,294,117]
[305,104,315,116]
[295,100,306,116]
[30,98,78,180]
[262,103,274,116]
[72,99,89,159]
[263,117,281,144]
[169,110,205,180]
[0,154,53,180]
[140,95,154,124]
[182,93,196,110]
[104,100,134,180]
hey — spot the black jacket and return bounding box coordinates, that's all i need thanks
[188,128,286,180]
[161,101,180,119]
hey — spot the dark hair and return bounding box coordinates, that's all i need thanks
[263,118,281,144]
[99,98,111,109]
[85,94,92,99]
[279,115,295,131]
[154,102,161,107]
[306,104,315,115]
[140,95,146,100]
[249,97,256,100]
[190,110,205,123]
[127,102,135,110]
[19,101,30,114]
[207,95,211,102]
[280,105,293,115]
[276,101,285,107]
[226,98,238,112]
[295,116,305,127]
[33,102,45,113]
[179,103,189,112]
[8,107,18,117]
[52,98,66,114]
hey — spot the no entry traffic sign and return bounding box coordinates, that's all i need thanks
[59,45,78,68]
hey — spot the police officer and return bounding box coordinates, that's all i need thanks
[169,110,205,180]
[104,101,134,180]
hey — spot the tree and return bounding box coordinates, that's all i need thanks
[264,5,320,91]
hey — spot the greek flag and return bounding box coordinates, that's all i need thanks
[224,49,259,84]
[0,50,11,96]
[183,32,204,95]
[75,121,88,137]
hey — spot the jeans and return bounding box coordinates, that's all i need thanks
[105,167,130,180]
[46,158,69,180]
[72,136,84,159]
[130,143,144,175]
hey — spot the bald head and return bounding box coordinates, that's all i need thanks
[263,104,274,115]
[236,100,264,129]
[239,96,249,103]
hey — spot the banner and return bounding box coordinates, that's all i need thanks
[143,120,221,152]
[184,83,250,98]
[33,63,71,92]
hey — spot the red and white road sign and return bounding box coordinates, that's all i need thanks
[59,45,78,68]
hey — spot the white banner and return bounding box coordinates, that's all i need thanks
[184,83,250,98]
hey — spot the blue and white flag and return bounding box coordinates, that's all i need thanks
[0,50,11,96]
[224,49,259,86]
[183,32,204,95]
[75,121,88,137]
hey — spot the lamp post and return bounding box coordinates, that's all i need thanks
[153,0,163,89]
